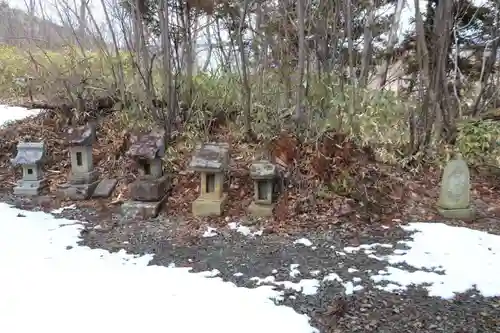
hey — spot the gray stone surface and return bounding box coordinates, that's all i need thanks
[127,129,166,160]
[13,179,47,196]
[249,159,276,214]
[62,125,100,199]
[66,123,96,146]
[129,175,171,202]
[58,181,99,200]
[190,142,229,172]
[11,142,47,196]
[69,146,94,177]
[92,178,118,198]
[21,165,43,181]
[437,155,475,220]
[438,155,471,209]
[437,206,476,221]
[69,170,99,185]
[11,142,45,166]
[250,160,276,179]
[121,196,166,219]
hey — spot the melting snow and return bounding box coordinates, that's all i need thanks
[310,270,321,276]
[0,105,42,126]
[250,276,320,296]
[365,223,500,299]
[294,238,313,247]
[228,222,263,237]
[202,226,218,238]
[51,204,77,214]
[0,203,318,333]
[289,264,301,278]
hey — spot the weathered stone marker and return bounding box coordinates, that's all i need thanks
[121,129,171,219]
[437,154,475,220]
[190,142,229,216]
[248,159,276,217]
[11,142,47,196]
[58,124,100,200]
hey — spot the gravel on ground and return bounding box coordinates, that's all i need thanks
[3,193,500,333]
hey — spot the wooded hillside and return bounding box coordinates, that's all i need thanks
[0,1,84,49]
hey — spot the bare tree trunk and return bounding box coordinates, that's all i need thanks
[160,0,174,138]
[237,0,254,140]
[79,0,89,45]
[294,0,306,127]
[378,0,404,89]
[472,6,500,116]
[359,0,375,88]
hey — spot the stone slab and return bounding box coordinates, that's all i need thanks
[13,179,47,196]
[192,193,227,217]
[437,206,476,221]
[92,178,118,198]
[121,196,166,219]
[129,175,171,202]
[58,180,99,200]
[247,201,274,217]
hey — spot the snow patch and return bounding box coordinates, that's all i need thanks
[294,238,313,247]
[202,226,218,238]
[365,223,500,299]
[51,204,77,214]
[289,264,301,278]
[251,276,320,296]
[0,202,318,333]
[228,222,263,237]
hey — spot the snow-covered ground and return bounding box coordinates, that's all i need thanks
[0,204,316,333]
[1,105,500,333]
[0,105,42,127]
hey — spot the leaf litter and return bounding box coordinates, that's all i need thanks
[1,109,500,243]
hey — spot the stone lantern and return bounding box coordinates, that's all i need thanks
[58,124,100,199]
[248,159,276,216]
[121,129,171,218]
[190,142,229,216]
[11,141,47,196]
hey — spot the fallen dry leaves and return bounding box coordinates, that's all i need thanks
[1,109,500,238]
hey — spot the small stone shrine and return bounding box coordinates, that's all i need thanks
[190,142,229,216]
[248,159,276,217]
[437,153,475,220]
[58,124,100,200]
[121,129,171,219]
[11,142,47,196]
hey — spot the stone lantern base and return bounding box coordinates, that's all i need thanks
[192,193,228,217]
[14,178,47,196]
[121,195,168,219]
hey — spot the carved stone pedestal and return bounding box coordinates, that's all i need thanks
[129,175,170,202]
[192,193,228,217]
[121,195,168,219]
[58,180,100,200]
[14,178,47,196]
